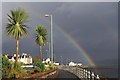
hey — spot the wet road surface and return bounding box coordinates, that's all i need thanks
[53,70,80,80]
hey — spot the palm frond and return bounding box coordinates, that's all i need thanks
[35,25,48,46]
[6,8,29,39]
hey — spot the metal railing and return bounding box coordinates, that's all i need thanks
[59,66,100,80]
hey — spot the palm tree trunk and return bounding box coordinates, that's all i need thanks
[40,46,42,61]
[14,38,19,68]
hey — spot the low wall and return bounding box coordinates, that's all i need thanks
[3,69,58,80]
[23,69,58,79]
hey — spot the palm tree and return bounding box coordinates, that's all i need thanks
[35,25,48,61]
[6,8,29,68]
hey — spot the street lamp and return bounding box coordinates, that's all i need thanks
[44,14,53,63]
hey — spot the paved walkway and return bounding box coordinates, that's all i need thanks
[35,70,80,80]
[54,70,80,80]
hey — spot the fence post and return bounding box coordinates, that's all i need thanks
[78,68,81,78]
[85,70,88,79]
[96,75,100,80]
[87,71,91,80]
[81,68,84,78]
[91,72,95,80]
[83,69,85,78]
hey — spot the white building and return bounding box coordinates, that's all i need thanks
[77,63,82,66]
[69,61,82,66]
[42,58,59,65]
[4,53,32,64]
[53,62,59,65]
[43,58,51,63]
[69,61,76,66]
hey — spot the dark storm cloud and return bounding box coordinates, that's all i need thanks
[2,2,118,70]
[53,3,118,67]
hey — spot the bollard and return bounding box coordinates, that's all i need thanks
[91,72,95,80]
[81,68,84,78]
[80,68,83,78]
[78,68,81,78]
[83,69,86,78]
[88,71,91,80]
[96,75,100,80]
[76,68,79,77]
[85,70,88,79]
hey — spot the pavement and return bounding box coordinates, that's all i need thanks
[53,70,81,80]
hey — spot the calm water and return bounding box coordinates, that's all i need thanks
[93,68,118,78]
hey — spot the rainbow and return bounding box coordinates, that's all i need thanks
[55,24,96,67]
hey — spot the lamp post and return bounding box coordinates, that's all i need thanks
[44,14,53,63]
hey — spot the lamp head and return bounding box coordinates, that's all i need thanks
[44,14,50,17]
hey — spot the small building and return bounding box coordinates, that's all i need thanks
[53,62,59,65]
[77,63,82,66]
[69,61,76,66]
[42,58,59,65]
[69,61,82,66]
[4,53,32,64]
[43,58,51,63]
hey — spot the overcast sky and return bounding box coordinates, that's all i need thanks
[1,0,119,2]
[2,2,118,77]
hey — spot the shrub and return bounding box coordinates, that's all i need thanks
[14,62,24,71]
[2,56,12,78]
[2,56,27,78]
[45,67,50,71]
[34,67,41,73]
[8,68,20,78]
[34,61,45,72]
[29,69,35,74]
[48,64,57,70]
[8,63,27,78]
